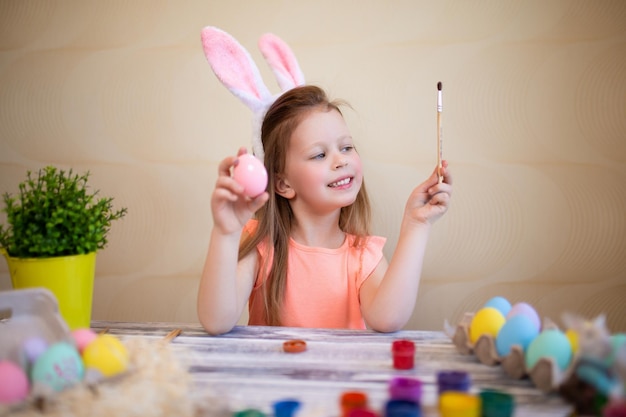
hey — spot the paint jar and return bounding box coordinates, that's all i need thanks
[348,408,377,417]
[437,370,471,395]
[439,392,481,417]
[389,376,422,403]
[479,389,514,417]
[392,340,415,370]
[234,409,266,417]
[273,399,301,417]
[385,399,421,417]
[341,391,368,417]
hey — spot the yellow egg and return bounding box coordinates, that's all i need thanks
[470,307,506,344]
[82,334,129,377]
[565,329,579,355]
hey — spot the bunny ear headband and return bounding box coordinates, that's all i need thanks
[200,26,306,160]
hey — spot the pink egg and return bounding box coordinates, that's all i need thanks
[507,302,541,331]
[72,328,98,353]
[0,361,30,405]
[233,154,268,197]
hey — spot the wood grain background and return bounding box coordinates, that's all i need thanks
[0,1,624,332]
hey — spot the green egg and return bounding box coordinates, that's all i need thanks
[31,342,84,391]
[525,329,572,371]
[607,333,626,364]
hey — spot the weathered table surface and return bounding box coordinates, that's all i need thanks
[91,321,572,417]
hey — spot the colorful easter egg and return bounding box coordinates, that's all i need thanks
[82,334,129,377]
[71,328,98,354]
[525,329,572,371]
[469,307,506,344]
[484,296,512,316]
[233,154,268,198]
[607,333,626,364]
[0,361,30,405]
[495,314,539,357]
[565,329,579,355]
[506,302,541,331]
[23,336,48,363]
[31,342,84,392]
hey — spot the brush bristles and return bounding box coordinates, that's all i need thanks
[437,81,442,91]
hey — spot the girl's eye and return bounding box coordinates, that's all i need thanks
[342,145,354,152]
[312,153,325,160]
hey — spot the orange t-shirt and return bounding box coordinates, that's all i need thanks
[245,220,386,329]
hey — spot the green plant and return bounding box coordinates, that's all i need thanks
[0,166,127,258]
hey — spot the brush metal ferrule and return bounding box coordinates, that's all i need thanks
[437,90,443,112]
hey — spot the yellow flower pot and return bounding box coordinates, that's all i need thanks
[1,249,96,330]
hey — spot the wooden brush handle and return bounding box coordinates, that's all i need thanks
[437,112,443,183]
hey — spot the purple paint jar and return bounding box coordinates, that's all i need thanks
[389,376,422,403]
[437,370,471,395]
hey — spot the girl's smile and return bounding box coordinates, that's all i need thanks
[328,176,354,189]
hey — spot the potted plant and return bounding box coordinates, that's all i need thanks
[0,166,127,329]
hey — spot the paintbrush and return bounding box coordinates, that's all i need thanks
[437,81,443,184]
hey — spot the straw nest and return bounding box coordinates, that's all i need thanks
[0,337,228,417]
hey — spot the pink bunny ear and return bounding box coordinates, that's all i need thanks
[201,26,272,115]
[259,33,305,92]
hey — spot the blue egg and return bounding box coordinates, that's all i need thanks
[484,296,512,316]
[495,314,540,357]
[525,329,572,371]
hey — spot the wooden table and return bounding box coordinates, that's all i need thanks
[91,321,572,417]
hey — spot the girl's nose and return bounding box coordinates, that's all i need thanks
[335,158,347,169]
[333,152,348,168]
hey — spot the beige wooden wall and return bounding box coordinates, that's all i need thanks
[1,1,625,332]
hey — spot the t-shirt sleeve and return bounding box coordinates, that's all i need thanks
[243,219,265,256]
[355,235,386,289]
[243,218,258,236]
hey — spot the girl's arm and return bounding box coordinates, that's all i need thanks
[359,161,452,332]
[198,229,258,335]
[197,149,269,335]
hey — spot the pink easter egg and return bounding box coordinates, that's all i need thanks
[233,154,268,198]
[507,302,541,331]
[72,328,98,353]
[0,361,30,405]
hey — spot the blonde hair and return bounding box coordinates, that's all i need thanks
[239,85,372,326]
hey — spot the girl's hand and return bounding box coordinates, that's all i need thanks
[211,147,269,235]
[404,160,453,226]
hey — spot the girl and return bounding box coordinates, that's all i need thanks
[198,85,452,335]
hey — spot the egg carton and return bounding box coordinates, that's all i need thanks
[0,288,73,370]
[0,289,225,417]
[0,289,135,409]
[447,312,579,394]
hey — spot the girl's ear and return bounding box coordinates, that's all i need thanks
[275,176,295,199]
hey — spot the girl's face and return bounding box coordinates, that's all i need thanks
[277,108,363,215]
